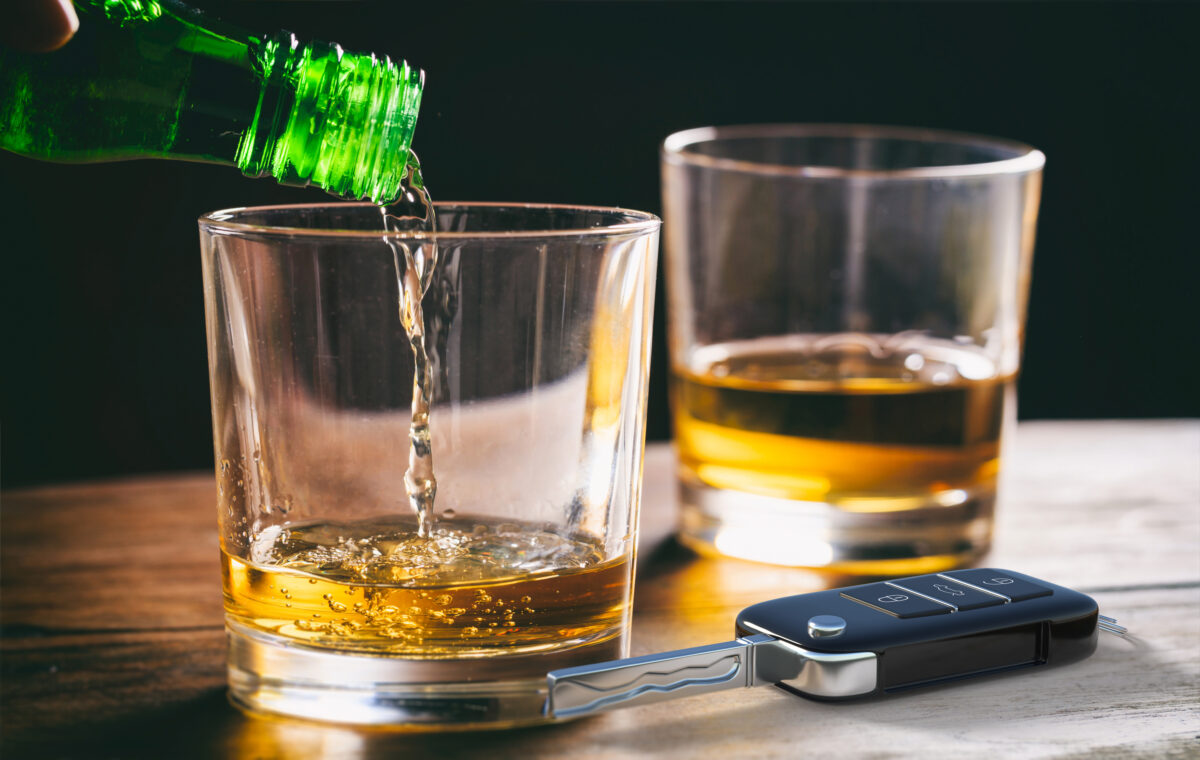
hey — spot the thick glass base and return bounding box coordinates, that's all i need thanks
[677,476,993,575]
[226,620,623,728]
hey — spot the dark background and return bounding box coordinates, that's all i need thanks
[2,1,1197,488]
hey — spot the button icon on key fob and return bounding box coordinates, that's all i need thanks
[942,568,1054,602]
[840,583,951,618]
[888,575,1005,611]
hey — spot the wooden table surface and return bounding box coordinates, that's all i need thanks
[2,420,1198,759]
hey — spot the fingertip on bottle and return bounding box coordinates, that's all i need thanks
[56,0,80,37]
[4,0,79,53]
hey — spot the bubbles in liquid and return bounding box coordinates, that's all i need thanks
[254,515,614,589]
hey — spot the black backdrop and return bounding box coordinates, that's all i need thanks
[2,1,1197,487]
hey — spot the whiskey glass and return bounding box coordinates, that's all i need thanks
[199,202,659,727]
[662,124,1043,573]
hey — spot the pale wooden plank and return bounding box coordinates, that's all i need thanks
[992,420,1200,590]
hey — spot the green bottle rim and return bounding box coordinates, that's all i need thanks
[237,34,424,205]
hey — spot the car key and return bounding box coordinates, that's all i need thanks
[545,568,1125,719]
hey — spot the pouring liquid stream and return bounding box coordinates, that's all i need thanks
[381,153,439,538]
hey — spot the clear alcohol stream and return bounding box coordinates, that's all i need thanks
[381,154,439,538]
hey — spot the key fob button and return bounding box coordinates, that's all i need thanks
[941,569,1053,602]
[841,584,953,618]
[888,575,1005,611]
[807,615,847,638]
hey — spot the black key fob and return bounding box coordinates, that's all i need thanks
[546,568,1121,719]
[736,568,1098,699]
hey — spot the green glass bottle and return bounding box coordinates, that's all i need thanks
[0,0,424,204]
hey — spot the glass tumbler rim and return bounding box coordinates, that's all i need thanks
[662,123,1045,180]
[198,201,661,241]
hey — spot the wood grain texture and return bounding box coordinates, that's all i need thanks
[2,421,1198,759]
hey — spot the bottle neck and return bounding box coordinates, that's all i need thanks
[237,34,424,205]
[0,0,423,203]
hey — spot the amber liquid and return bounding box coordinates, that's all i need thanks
[222,514,631,656]
[673,335,1013,512]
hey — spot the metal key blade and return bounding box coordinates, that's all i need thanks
[545,633,877,719]
[546,634,772,719]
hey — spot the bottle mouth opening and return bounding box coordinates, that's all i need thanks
[199,202,661,240]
